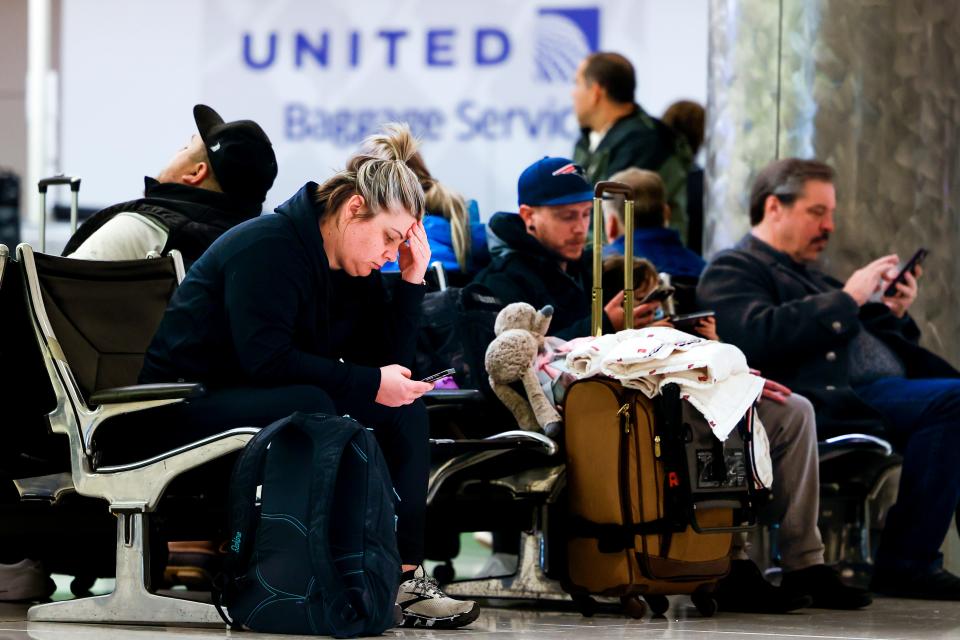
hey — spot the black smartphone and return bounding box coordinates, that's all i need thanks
[637,285,676,305]
[883,248,929,297]
[670,310,715,331]
[421,368,456,383]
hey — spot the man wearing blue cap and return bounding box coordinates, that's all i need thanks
[473,156,661,339]
[473,158,873,614]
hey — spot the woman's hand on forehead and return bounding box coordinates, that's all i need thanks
[397,219,431,284]
[405,220,426,240]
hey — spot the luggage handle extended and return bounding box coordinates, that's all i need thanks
[37,175,81,253]
[592,181,635,336]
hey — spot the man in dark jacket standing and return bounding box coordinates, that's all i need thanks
[697,157,960,600]
[473,157,662,340]
[64,104,277,266]
[571,53,691,242]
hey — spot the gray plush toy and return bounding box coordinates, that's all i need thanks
[484,302,562,438]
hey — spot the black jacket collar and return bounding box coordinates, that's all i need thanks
[141,177,262,221]
[488,211,588,278]
[736,233,844,296]
[735,233,802,268]
[578,104,648,149]
[273,182,332,278]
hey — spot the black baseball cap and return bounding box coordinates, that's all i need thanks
[193,104,278,205]
[517,157,594,207]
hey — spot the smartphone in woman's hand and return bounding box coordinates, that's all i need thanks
[421,368,456,383]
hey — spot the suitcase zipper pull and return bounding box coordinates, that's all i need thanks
[654,435,661,458]
[617,403,631,433]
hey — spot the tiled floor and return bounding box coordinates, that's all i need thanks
[3,532,959,638]
[3,596,960,639]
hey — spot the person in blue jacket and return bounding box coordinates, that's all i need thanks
[99,124,479,629]
[381,155,489,279]
[419,202,489,275]
[601,167,706,279]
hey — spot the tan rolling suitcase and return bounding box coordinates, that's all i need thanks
[561,182,763,618]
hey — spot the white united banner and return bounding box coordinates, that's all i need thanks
[62,0,705,215]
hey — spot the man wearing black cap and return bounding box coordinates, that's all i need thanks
[473,156,661,339]
[0,105,277,603]
[63,104,277,266]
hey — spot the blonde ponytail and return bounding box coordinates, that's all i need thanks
[314,123,426,222]
[363,123,423,166]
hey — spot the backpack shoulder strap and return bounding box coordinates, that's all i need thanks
[223,412,318,577]
[300,414,372,634]
[216,411,320,626]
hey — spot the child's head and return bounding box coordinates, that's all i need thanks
[601,256,660,305]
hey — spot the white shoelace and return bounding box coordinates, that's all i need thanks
[407,573,445,599]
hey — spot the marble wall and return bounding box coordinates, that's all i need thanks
[706,0,960,367]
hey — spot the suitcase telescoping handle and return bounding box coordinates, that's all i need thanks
[37,175,81,253]
[592,181,635,336]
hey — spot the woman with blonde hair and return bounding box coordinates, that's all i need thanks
[105,123,479,629]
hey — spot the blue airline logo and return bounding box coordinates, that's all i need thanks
[535,8,600,82]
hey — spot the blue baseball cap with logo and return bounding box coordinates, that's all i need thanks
[517,157,594,206]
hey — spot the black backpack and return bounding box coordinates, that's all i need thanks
[215,412,401,637]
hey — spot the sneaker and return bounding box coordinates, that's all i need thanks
[714,559,812,613]
[781,564,872,609]
[871,567,960,600]
[0,559,56,602]
[396,566,480,628]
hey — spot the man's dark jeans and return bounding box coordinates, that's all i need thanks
[854,377,960,575]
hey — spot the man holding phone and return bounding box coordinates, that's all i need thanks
[698,157,960,601]
[595,166,870,609]
[474,157,666,340]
